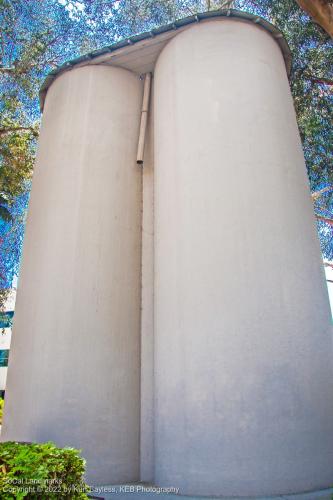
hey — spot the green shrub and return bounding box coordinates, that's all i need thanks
[0,441,90,499]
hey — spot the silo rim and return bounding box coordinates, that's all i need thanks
[39,8,292,111]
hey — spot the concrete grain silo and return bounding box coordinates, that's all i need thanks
[2,10,333,498]
[1,66,143,485]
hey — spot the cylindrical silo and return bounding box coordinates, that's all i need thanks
[2,65,142,485]
[153,19,333,497]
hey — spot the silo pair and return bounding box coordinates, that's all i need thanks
[3,16,333,497]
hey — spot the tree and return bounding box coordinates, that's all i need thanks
[0,0,55,307]
[0,189,29,302]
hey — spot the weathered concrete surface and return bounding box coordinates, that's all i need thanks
[153,19,333,497]
[140,87,155,483]
[1,65,143,485]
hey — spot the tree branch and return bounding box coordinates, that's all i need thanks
[312,185,333,200]
[0,67,15,74]
[308,75,333,86]
[0,126,38,137]
[316,214,333,226]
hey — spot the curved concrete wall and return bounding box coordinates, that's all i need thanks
[153,19,333,496]
[2,65,143,485]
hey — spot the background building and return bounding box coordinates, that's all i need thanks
[0,290,15,400]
